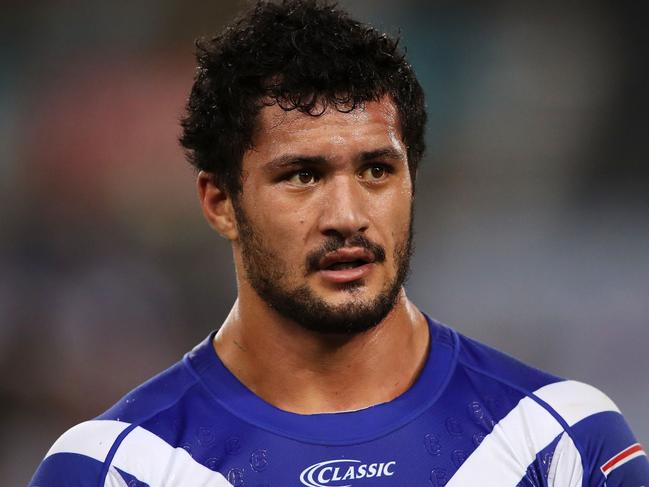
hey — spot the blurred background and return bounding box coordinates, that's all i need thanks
[1,1,647,484]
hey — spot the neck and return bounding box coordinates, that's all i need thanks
[213,286,429,414]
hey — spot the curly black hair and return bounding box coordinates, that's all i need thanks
[180,0,427,196]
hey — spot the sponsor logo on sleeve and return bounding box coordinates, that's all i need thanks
[299,459,397,487]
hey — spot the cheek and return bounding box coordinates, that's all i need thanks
[376,191,412,234]
[258,189,318,239]
[384,207,412,262]
[245,186,297,227]
[251,204,313,253]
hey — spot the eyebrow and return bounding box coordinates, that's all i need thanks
[359,147,405,162]
[263,147,406,173]
[263,155,328,173]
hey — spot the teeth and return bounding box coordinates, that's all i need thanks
[328,260,365,271]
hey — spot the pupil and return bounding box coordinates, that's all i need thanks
[299,171,312,183]
[371,166,384,178]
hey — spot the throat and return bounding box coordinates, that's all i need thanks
[214,294,429,415]
[255,347,404,414]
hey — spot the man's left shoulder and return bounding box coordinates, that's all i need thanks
[451,330,649,485]
[454,332,631,436]
[454,331,563,394]
[533,380,649,486]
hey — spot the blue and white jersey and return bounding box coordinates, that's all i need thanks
[30,316,648,486]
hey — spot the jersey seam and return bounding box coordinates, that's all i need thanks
[98,423,139,486]
[97,377,201,487]
[458,358,589,486]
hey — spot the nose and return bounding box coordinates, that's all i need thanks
[317,175,370,238]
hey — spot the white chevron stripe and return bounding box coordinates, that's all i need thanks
[43,419,232,487]
[446,380,619,486]
[45,420,131,462]
[446,394,559,486]
[534,380,620,424]
[110,425,233,487]
[547,432,582,487]
[104,466,130,487]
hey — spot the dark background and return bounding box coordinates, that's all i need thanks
[1,1,647,484]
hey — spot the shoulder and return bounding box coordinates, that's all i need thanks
[28,419,131,486]
[453,331,626,432]
[453,331,649,486]
[454,331,563,393]
[29,358,207,486]
[95,356,200,422]
[536,381,649,486]
[456,332,622,424]
[29,417,234,487]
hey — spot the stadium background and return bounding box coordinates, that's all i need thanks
[1,1,647,484]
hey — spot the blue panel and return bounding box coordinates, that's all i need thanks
[457,333,561,395]
[571,411,649,486]
[29,452,104,487]
[606,455,649,487]
[115,467,151,487]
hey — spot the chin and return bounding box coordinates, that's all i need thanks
[315,280,378,301]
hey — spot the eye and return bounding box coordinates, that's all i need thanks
[287,169,319,186]
[359,164,390,181]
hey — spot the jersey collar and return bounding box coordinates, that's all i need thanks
[184,314,458,445]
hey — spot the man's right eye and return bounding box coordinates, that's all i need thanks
[288,169,318,186]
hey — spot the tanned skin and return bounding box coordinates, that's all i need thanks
[197,97,429,414]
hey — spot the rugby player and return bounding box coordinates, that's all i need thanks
[30,1,648,485]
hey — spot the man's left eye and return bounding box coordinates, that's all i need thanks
[360,165,388,181]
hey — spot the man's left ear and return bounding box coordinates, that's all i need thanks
[197,171,238,240]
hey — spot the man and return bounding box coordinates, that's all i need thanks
[30,1,648,486]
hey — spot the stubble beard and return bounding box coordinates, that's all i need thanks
[233,201,414,335]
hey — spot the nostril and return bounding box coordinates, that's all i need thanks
[322,229,346,240]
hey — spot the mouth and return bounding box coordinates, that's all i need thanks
[324,260,369,271]
[317,248,376,284]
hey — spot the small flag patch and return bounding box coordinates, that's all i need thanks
[600,443,646,477]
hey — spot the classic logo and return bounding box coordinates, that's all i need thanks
[299,459,397,487]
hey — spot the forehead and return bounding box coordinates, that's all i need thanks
[249,97,404,158]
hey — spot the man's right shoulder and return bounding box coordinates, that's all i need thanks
[97,358,201,424]
[29,420,132,487]
[29,358,209,486]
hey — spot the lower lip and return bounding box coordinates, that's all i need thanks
[317,263,374,284]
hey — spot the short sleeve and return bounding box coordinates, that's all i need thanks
[533,380,649,486]
[28,420,131,487]
[570,410,649,486]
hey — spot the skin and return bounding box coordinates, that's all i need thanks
[197,97,429,414]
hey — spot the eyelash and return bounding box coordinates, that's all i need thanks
[359,164,392,181]
[283,164,393,186]
[286,169,320,185]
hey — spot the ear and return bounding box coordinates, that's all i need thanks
[197,171,239,240]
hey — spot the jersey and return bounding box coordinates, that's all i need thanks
[30,316,649,487]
